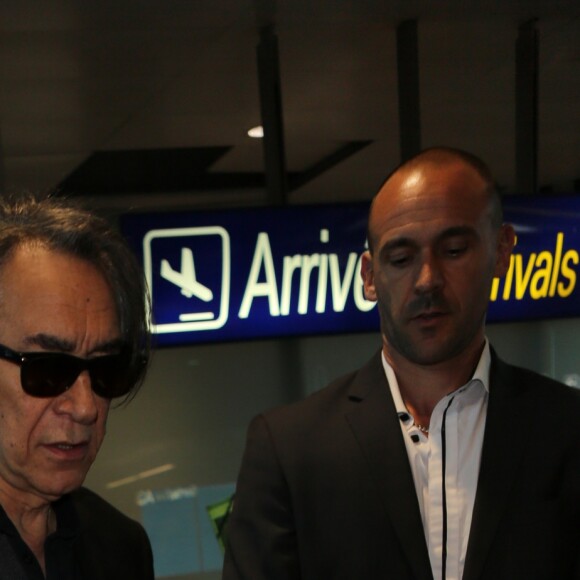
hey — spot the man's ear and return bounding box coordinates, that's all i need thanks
[494,223,516,277]
[361,251,377,301]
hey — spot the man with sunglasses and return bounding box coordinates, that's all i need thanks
[0,196,153,579]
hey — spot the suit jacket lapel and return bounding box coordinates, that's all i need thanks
[463,351,537,580]
[345,353,433,580]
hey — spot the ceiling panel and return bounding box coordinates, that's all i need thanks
[0,0,576,206]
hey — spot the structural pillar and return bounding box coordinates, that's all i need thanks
[515,20,539,194]
[397,20,422,162]
[257,26,288,205]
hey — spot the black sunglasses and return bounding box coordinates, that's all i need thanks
[0,343,145,399]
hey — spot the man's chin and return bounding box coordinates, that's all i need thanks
[393,334,469,367]
[35,474,87,501]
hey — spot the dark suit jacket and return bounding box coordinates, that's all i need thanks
[71,487,154,580]
[223,350,580,579]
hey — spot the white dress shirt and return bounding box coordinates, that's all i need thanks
[382,342,491,580]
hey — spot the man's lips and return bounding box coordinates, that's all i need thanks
[43,441,89,460]
[409,311,451,329]
[412,310,446,320]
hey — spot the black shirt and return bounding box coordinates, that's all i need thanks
[0,494,80,579]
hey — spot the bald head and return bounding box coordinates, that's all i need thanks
[367,148,502,253]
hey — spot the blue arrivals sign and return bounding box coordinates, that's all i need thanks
[121,204,373,346]
[491,196,580,322]
[120,196,580,347]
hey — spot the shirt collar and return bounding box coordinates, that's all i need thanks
[382,339,491,422]
[470,340,491,394]
[0,493,80,539]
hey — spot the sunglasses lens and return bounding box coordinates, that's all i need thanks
[19,352,139,399]
[89,354,133,398]
[21,356,82,397]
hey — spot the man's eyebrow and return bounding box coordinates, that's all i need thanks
[23,334,75,352]
[22,334,124,354]
[437,226,478,241]
[92,339,126,355]
[379,226,477,257]
[382,237,416,252]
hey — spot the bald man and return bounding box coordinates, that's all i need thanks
[223,148,580,580]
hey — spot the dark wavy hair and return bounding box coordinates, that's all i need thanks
[0,195,151,401]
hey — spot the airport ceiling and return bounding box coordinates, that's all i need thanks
[0,1,578,212]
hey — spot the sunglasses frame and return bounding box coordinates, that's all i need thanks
[0,342,142,399]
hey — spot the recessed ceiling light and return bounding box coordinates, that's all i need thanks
[247,125,264,138]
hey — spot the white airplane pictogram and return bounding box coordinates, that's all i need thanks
[160,247,213,301]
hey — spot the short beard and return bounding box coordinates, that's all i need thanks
[379,294,485,366]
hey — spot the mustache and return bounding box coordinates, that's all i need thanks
[406,293,449,318]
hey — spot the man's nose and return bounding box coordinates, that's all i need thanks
[415,254,444,294]
[53,371,99,424]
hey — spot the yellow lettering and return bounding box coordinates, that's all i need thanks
[530,252,553,299]
[514,253,536,299]
[558,250,579,298]
[502,255,515,300]
[548,232,564,297]
[489,233,578,303]
[490,277,500,301]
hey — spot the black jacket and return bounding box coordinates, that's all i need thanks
[224,350,580,579]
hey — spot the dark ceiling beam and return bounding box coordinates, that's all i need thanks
[257,26,288,206]
[55,147,233,195]
[515,19,539,194]
[397,19,422,162]
[54,144,374,196]
[289,141,373,192]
